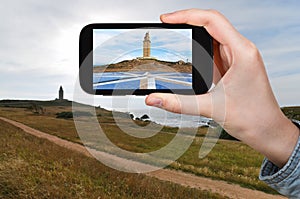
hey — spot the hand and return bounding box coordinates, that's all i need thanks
[145,9,299,167]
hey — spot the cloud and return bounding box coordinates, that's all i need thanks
[93,29,192,64]
[271,73,300,107]
[0,0,299,106]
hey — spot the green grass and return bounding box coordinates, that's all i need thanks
[0,120,226,199]
[0,104,280,194]
[0,106,81,144]
[282,106,300,120]
[173,139,271,192]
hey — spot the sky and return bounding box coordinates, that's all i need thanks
[93,29,192,65]
[0,0,300,107]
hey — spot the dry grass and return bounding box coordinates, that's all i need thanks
[0,120,226,199]
[0,107,80,143]
[0,106,277,194]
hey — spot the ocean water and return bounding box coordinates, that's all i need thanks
[112,107,210,128]
[94,95,210,128]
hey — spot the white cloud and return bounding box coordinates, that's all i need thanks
[93,29,192,64]
[271,73,300,107]
[0,0,299,106]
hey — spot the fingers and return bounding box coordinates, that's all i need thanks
[213,40,225,84]
[145,93,212,117]
[160,9,243,47]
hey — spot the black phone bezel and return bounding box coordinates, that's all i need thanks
[79,23,213,95]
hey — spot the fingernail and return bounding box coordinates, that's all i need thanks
[161,12,174,19]
[162,13,172,17]
[148,98,163,108]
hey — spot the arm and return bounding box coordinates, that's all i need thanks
[145,9,300,196]
[259,121,300,198]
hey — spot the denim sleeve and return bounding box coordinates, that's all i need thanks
[259,120,300,198]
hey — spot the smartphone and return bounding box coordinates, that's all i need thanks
[79,23,213,95]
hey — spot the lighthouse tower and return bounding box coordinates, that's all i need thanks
[143,32,151,58]
[59,86,64,101]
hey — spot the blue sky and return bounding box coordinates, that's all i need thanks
[0,0,300,107]
[93,29,192,65]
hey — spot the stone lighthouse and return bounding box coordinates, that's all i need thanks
[59,86,64,101]
[143,32,151,58]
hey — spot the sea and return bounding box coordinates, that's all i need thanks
[131,109,210,128]
[107,106,210,128]
[93,96,210,128]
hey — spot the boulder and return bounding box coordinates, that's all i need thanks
[140,114,150,121]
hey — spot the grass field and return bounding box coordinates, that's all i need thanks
[0,100,289,194]
[0,120,226,198]
[281,106,300,120]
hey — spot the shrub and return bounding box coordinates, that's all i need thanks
[219,129,239,141]
[56,111,93,119]
[56,112,73,119]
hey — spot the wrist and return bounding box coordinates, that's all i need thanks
[261,115,299,168]
[243,111,299,168]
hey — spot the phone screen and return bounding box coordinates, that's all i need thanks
[92,29,193,91]
[79,24,213,95]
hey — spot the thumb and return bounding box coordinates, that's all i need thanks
[145,93,212,117]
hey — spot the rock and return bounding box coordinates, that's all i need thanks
[140,114,150,121]
[129,113,134,120]
[207,120,218,127]
[177,60,185,65]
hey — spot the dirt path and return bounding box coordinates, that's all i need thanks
[0,117,286,199]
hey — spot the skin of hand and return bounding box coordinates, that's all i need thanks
[145,9,300,168]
